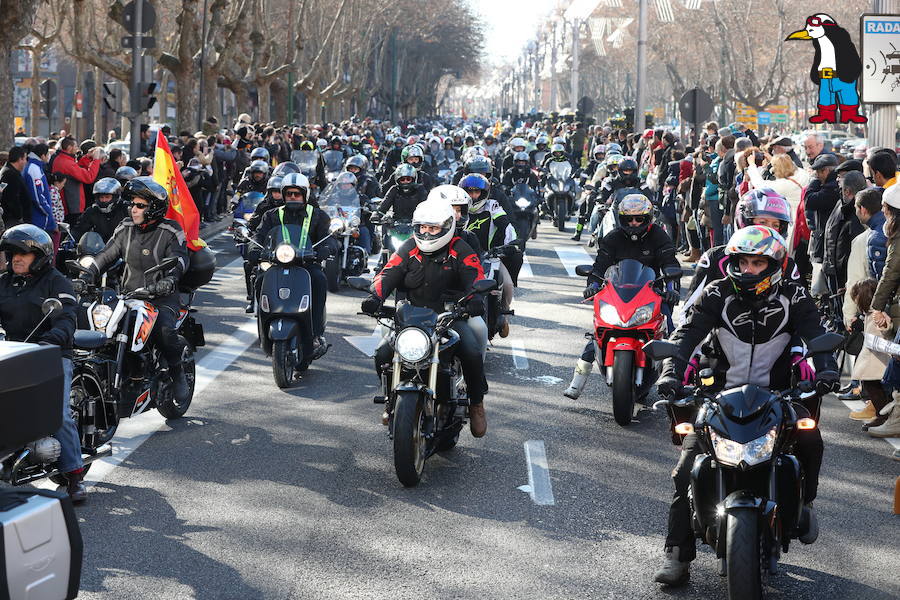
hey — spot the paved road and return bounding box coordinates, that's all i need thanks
[67,220,899,599]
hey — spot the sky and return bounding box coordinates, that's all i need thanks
[473,0,554,66]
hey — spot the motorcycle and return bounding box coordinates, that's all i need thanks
[323,149,345,183]
[348,276,498,486]
[544,160,577,232]
[372,215,414,272]
[292,149,319,182]
[508,182,540,249]
[643,333,843,600]
[318,182,369,292]
[574,260,681,426]
[232,191,266,227]
[234,223,330,388]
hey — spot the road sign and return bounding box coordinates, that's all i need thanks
[122,35,156,49]
[670,118,678,128]
[860,14,900,104]
[678,87,714,124]
[773,112,788,123]
[122,0,156,33]
[757,112,772,125]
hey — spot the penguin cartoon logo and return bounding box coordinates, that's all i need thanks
[786,13,867,124]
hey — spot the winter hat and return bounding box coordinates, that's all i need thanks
[883,182,900,210]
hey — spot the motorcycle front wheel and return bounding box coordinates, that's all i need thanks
[157,338,196,419]
[556,198,567,231]
[393,391,426,487]
[272,338,298,388]
[725,509,763,600]
[611,350,636,426]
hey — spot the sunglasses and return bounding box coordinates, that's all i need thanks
[130,201,149,209]
[624,215,649,224]
[284,191,305,198]
[398,177,414,184]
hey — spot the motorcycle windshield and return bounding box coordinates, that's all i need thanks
[604,259,655,303]
[238,191,265,212]
[395,301,437,330]
[262,222,314,252]
[318,183,361,221]
[549,161,572,181]
[510,183,537,205]
[291,150,318,177]
[323,150,344,173]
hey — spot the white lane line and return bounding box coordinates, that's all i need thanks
[840,399,900,451]
[344,324,383,358]
[85,319,258,486]
[519,255,533,278]
[511,339,529,369]
[554,245,593,278]
[518,440,555,506]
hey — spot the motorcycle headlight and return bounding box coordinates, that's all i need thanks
[91,304,113,330]
[710,427,777,468]
[349,215,361,227]
[395,327,432,363]
[598,302,623,327]
[274,244,296,264]
[624,303,655,327]
[330,217,345,233]
[515,198,530,209]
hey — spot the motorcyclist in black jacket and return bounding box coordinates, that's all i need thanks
[72,177,129,243]
[564,195,680,399]
[573,157,642,241]
[250,173,336,349]
[0,225,84,502]
[82,177,191,404]
[248,176,284,233]
[500,152,540,191]
[375,164,427,221]
[652,225,839,587]
[236,160,269,194]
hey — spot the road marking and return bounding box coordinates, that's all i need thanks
[519,255,533,278]
[511,339,529,369]
[840,399,900,451]
[344,324,383,358]
[518,440,555,505]
[553,245,593,278]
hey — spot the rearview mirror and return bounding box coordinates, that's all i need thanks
[642,340,679,361]
[347,276,372,292]
[805,332,844,355]
[663,266,684,280]
[473,279,499,294]
[574,264,593,278]
[42,298,63,316]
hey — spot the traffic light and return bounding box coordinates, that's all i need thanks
[141,82,157,111]
[102,81,118,111]
[39,79,56,118]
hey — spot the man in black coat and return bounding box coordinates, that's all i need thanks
[0,146,32,228]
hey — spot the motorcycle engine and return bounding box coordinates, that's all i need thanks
[27,437,61,465]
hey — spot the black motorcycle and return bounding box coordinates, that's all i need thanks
[544,160,577,232]
[235,223,329,388]
[508,182,540,249]
[349,276,497,487]
[644,333,842,600]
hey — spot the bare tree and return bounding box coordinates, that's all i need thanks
[0,0,39,147]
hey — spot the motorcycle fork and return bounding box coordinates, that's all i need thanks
[112,311,134,390]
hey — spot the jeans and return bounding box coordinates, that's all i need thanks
[55,358,83,474]
[665,407,823,561]
[357,226,372,255]
[705,196,724,246]
[818,77,859,106]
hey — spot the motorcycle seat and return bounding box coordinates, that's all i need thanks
[74,330,107,349]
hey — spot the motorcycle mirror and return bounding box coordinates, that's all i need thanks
[574,264,593,278]
[472,279,499,294]
[805,332,844,356]
[347,276,373,292]
[145,256,179,277]
[663,266,684,280]
[41,298,63,316]
[642,340,679,361]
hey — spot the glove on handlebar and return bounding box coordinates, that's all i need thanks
[583,282,600,299]
[315,244,333,262]
[361,294,382,316]
[465,296,485,317]
[148,277,176,297]
[664,289,681,306]
[791,353,816,383]
[682,355,700,385]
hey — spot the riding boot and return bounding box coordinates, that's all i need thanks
[564,359,593,399]
[571,223,583,241]
[653,546,690,586]
[57,468,87,504]
[469,403,487,437]
[808,104,837,124]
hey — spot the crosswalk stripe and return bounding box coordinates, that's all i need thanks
[553,245,593,278]
[519,255,533,278]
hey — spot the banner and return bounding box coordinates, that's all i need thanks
[153,130,205,251]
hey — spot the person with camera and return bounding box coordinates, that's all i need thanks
[0,224,84,502]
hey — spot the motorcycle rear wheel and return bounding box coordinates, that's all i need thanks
[611,351,636,426]
[725,509,763,600]
[272,339,297,388]
[393,391,426,487]
[157,338,196,419]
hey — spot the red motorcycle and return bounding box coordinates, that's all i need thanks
[575,259,681,426]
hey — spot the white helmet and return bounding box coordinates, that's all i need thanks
[509,137,527,151]
[427,184,470,206]
[280,172,311,208]
[412,198,456,254]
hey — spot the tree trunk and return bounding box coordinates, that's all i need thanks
[256,80,271,123]
[174,70,196,133]
[203,74,218,124]
[271,78,286,124]
[0,44,16,148]
[93,67,104,142]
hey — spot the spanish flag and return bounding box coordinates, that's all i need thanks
[153,130,205,250]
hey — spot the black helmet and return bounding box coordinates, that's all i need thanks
[0,224,54,274]
[249,160,269,177]
[617,158,639,187]
[250,147,270,163]
[92,177,122,213]
[123,176,169,222]
[271,161,300,178]
[465,155,492,175]
[267,175,284,192]
[115,165,138,186]
[345,154,368,174]
[77,231,106,256]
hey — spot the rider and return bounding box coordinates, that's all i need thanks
[0,225,83,502]
[81,178,191,404]
[580,157,648,242]
[360,197,489,437]
[460,174,519,338]
[501,137,528,175]
[248,176,284,233]
[401,145,436,192]
[375,164,428,222]
[237,159,269,194]
[652,225,839,587]
[500,152,540,190]
[250,173,335,350]
[72,177,128,243]
[564,195,680,399]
